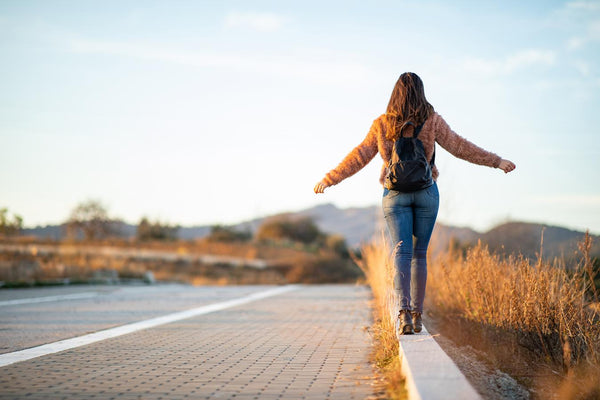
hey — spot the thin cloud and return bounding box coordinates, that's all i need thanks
[224,11,286,32]
[463,49,556,76]
[557,1,600,51]
[67,38,369,85]
[574,59,592,76]
[566,1,600,11]
[69,39,233,67]
[567,36,586,50]
[566,20,600,50]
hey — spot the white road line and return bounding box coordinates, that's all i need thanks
[0,285,299,368]
[0,292,100,306]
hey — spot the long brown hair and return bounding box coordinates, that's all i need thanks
[385,72,434,140]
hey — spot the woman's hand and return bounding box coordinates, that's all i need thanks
[498,159,516,173]
[314,180,329,194]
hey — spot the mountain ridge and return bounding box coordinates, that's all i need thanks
[20,203,599,260]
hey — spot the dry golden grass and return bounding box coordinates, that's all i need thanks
[357,232,600,399]
[354,240,407,400]
[7,236,315,262]
[426,234,600,399]
[0,238,361,286]
[428,237,600,368]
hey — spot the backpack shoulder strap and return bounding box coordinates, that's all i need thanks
[399,121,427,138]
[412,119,435,165]
[398,121,415,138]
[413,123,424,138]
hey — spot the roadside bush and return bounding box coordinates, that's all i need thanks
[0,207,23,237]
[285,255,361,283]
[426,235,600,398]
[256,216,323,245]
[325,234,349,258]
[354,242,406,398]
[137,217,179,241]
[206,225,251,242]
[358,233,600,399]
[66,199,124,240]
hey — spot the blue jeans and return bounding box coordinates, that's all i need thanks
[382,182,439,313]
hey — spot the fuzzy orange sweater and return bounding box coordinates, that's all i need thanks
[322,112,502,187]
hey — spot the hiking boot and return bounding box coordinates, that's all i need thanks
[396,310,414,337]
[412,312,423,333]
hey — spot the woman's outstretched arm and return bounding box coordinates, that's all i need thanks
[314,120,380,193]
[434,114,515,172]
[498,159,516,173]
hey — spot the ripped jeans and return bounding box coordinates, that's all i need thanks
[382,183,439,313]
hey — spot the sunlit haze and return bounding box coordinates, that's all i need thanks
[1,0,599,233]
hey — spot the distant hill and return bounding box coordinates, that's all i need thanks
[231,203,386,247]
[298,203,386,246]
[20,203,599,260]
[20,204,386,245]
[429,223,479,256]
[22,224,67,240]
[479,222,600,261]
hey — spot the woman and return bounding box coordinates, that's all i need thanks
[314,72,515,336]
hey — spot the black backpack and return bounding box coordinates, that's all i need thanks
[384,120,435,192]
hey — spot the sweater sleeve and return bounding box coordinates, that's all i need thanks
[322,119,379,186]
[434,114,502,168]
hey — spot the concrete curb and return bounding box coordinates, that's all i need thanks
[398,324,482,400]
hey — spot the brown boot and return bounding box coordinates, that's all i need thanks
[412,312,422,333]
[396,309,414,337]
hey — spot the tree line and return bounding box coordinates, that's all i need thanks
[0,200,179,241]
[0,200,348,253]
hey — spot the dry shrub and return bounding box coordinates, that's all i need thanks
[426,234,600,399]
[1,239,362,285]
[428,239,600,366]
[554,364,600,400]
[357,232,600,399]
[356,241,395,318]
[355,240,407,399]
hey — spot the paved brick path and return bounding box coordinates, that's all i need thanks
[0,285,374,399]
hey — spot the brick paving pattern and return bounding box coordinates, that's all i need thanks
[0,285,277,354]
[0,285,374,399]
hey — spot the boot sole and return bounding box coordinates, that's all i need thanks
[402,325,414,335]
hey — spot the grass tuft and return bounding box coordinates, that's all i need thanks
[358,232,600,399]
[354,241,407,400]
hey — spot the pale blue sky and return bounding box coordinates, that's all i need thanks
[1,0,599,233]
